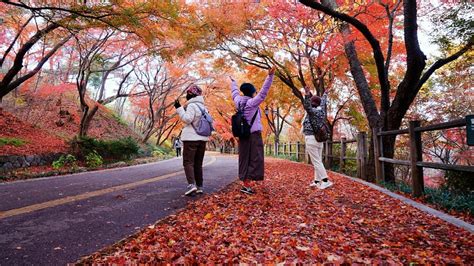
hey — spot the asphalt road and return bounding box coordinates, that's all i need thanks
[0,153,238,265]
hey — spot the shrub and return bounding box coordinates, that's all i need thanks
[0,137,26,147]
[274,154,299,162]
[382,181,474,214]
[52,154,77,169]
[85,151,103,168]
[425,186,474,214]
[106,137,140,159]
[444,170,473,193]
[149,145,174,159]
[72,136,139,160]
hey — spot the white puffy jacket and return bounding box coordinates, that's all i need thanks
[176,96,210,142]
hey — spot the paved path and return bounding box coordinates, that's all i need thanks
[0,153,238,265]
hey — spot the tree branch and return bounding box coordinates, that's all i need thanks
[416,41,473,90]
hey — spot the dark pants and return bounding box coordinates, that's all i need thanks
[176,148,182,157]
[183,141,206,187]
[238,131,264,181]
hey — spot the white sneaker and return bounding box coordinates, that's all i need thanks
[309,180,321,187]
[184,184,197,196]
[196,187,203,194]
[318,180,333,190]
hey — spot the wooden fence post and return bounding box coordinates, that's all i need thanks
[327,141,333,169]
[296,141,300,161]
[356,136,361,179]
[372,128,383,183]
[322,142,326,165]
[323,142,329,167]
[340,138,346,174]
[356,132,368,180]
[409,120,424,197]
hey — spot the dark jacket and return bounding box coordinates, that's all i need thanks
[302,93,327,136]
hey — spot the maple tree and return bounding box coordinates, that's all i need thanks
[208,1,362,138]
[298,0,473,181]
[130,58,194,144]
[0,3,72,101]
[0,0,208,100]
[73,29,150,136]
[199,0,369,163]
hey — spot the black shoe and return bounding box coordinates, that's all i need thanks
[240,186,254,195]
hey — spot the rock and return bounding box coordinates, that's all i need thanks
[59,109,70,117]
[26,155,35,163]
[0,156,8,163]
[55,120,65,127]
[3,162,13,169]
[108,161,127,168]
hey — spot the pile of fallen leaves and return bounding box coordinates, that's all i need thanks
[87,159,473,264]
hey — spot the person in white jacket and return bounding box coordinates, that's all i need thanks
[174,85,210,196]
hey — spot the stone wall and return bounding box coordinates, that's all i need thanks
[0,153,64,173]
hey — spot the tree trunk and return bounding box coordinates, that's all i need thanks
[366,130,377,182]
[79,104,99,137]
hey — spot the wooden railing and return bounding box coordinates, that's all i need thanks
[322,132,368,180]
[220,117,473,198]
[264,142,306,162]
[374,118,474,197]
[262,132,369,179]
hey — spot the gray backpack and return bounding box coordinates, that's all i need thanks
[191,103,214,137]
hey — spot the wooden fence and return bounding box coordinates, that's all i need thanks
[374,119,474,197]
[220,117,473,197]
[262,132,369,179]
[322,132,368,180]
[264,142,306,162]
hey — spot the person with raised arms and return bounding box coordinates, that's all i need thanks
[230,67,275,195]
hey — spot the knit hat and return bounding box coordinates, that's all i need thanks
[311,95,321,107]
[240,83,256,97]
[186,84,202,96]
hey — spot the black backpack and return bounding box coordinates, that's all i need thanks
[231,102,258,139]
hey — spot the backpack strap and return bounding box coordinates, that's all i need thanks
[188,103,205,132]
[190,102,206,115]
[249,108,259,127]
[240,100,259,128]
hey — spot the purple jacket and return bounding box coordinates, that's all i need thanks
[231,74,274,133]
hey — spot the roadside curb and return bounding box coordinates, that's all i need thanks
[0,157,178,185]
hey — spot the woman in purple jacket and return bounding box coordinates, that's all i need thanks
[230,67,275,194]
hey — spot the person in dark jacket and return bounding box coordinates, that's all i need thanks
[302,86,333,190]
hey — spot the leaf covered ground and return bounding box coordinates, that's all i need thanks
[0,109,68,156]
[88,159,473,264]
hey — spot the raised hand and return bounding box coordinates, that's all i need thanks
[174,99,181,109]
[229,75,235,82]
[268,66,276,75]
